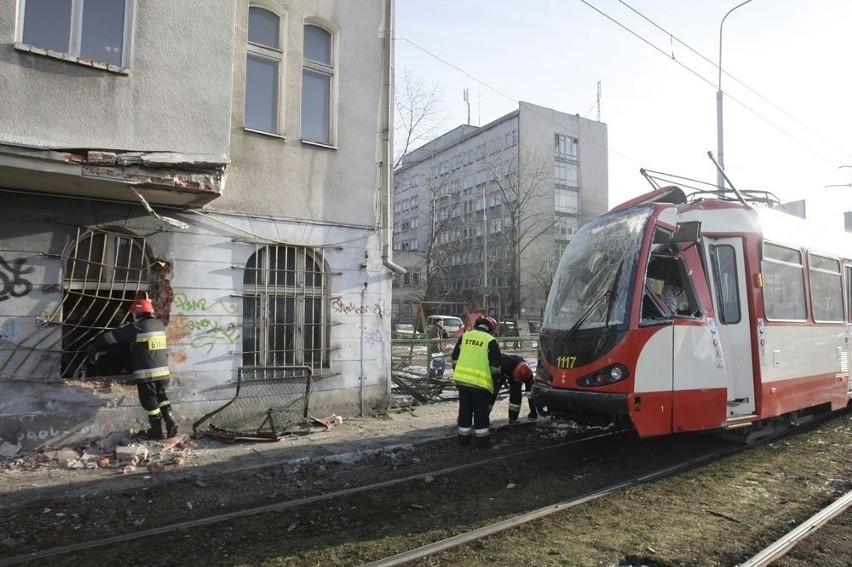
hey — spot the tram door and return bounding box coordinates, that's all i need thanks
[704,237,756,417]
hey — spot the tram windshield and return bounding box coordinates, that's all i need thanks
[543,207,651,331]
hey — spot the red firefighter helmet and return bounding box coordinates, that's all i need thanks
[512,361,533,383]
[473,316,498,334]
[130,299,155,316]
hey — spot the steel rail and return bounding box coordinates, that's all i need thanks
[362,440,754,567]
[736,489,852,567]
[0,428,624,566]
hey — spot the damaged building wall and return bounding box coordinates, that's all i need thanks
[0,0,397,450]
[0,193,390,449]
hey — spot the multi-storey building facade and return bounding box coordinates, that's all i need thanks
[0,0,397,448]
[392,102,608,324]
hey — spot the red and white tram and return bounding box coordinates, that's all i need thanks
[531,185,852,438]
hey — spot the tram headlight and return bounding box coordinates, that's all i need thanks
[576,364,629,387]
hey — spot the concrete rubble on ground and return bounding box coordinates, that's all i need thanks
[0,413,350,479]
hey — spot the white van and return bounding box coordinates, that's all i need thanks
[425,315,464,336]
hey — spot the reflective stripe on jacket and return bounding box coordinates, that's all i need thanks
[99,315,169,383]
[452,329,495,393]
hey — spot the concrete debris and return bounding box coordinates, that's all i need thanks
[0,433,200,478]
[0,442,21,458]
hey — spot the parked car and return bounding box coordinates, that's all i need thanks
[500,319,520,348]
[499,320,519,337]
[425,315,464,337]
[392,323,416,339]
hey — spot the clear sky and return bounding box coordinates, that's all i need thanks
[394,0,852,230]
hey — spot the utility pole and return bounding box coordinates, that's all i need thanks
[717,0,754,194]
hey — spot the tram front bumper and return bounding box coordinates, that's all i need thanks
[531,383,629,416]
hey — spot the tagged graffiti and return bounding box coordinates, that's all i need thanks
[0,256,34,302]
[365,328,382,347]
[170,293,241,354]
[174,292,238,315]
[17,427,63,442]
[188,319,239,353]
[332,297,389,316]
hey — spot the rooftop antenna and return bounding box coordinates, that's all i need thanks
[596,81,601,122]
[463,88,470,125]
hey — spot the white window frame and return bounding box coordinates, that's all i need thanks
[301,22,336,146]
[17,0,134,72]
[245,5,285,135]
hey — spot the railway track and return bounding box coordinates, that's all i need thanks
[1,412,849,566]
[737,489,852,567]
[0,427,626,566]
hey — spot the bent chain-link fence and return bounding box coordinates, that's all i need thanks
[192,366,313,441]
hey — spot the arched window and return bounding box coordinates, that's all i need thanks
[243,245,329,370]
[301,24,334,144]
[62,228,152,378]
[245,6,283,134]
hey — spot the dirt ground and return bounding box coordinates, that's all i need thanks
[1,407,851,566]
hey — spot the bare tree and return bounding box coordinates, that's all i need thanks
[526,246,561,319]
[393,71,448,168]
[483,150,556,319]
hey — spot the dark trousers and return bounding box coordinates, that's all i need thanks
[508,379,536,420]
[137,379,171,415]
[457,385,492,432]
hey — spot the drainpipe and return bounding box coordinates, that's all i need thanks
[381,0,405,276]
[359,281,367,417]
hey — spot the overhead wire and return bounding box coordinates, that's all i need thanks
[616,0,852,162]
[395,1,851,181]
[578,0,843,168]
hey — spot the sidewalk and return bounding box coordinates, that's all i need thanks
[0,397,514,502]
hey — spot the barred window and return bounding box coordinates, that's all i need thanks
[243,245,329,370]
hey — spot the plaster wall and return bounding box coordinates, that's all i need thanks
[221,0,388,226]
[0,0,234,154]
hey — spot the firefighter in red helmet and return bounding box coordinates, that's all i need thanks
[450,316,502,448]
[500,354,538,423]
[88,297,178,440]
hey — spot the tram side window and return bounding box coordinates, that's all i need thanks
[761,242,806,321]
[808,253,842,322]
[641,250,700,324]
[709,245,741,324]
[847,266,852,323]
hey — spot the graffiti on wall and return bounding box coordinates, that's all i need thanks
[0,256,34,302]
[331,297,388,316]
[170,292,240,354]
[365,328,382,347]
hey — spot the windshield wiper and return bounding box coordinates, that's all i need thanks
[564,288,611,342]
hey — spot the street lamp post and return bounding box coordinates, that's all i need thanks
[717,0,754,194]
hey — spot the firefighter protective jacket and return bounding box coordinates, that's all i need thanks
[96,315,169,383]
[452,328,499,393]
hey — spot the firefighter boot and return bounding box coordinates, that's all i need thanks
[161,406,178,438]
[142,415,164,440]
